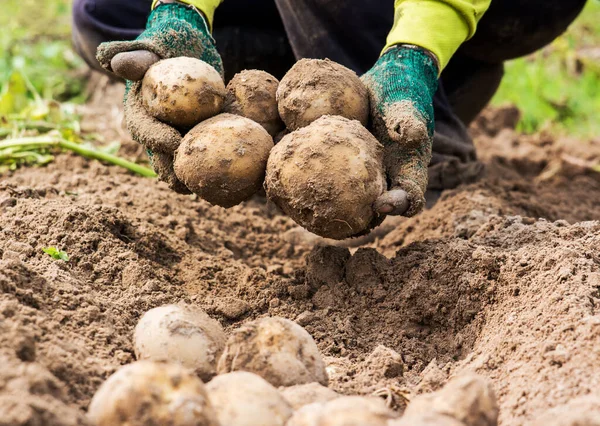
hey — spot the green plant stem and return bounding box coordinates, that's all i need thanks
[0,136,157,177]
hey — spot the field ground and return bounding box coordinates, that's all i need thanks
[1,2,600,426]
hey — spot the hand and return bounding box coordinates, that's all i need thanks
[95,3,224,193]
[362,45,439,217]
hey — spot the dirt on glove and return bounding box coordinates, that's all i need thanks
[1,80,600,425]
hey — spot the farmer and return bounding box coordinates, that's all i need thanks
[72,0,586,217]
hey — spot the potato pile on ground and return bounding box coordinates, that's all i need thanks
[140,58,279,207]
[87,302,500,426]
[265,58,389,240]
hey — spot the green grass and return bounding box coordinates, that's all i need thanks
[492,0,600,138]
[0,0,155,176]
[0,0,84,102]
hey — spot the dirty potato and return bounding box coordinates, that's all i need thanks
[280,383,340,410]
[217,317,328,387]
[265,115,386,239]
[206,371,293,426]
[277,59,369,130]
[141,57,226,128]
[87,361,218,426]
[286,396,398,426]
[134,304,226,382]
[223,70,284,137]
[174,113,274,207]
[403,374,498,426]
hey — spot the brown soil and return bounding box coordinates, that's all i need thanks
[1,79,600,425]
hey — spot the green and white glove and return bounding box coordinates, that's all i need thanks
[96,2,224,193]
[362,45,439,217]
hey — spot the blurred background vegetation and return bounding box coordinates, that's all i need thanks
[0,0,598,171]
[0,0,155,175]
[492,0,600,138]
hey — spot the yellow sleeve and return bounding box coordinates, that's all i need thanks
[384,0,491,71]
[151,0,224,29]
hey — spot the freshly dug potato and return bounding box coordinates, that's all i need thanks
[134,304,226,382]
[217,317,328,387]
[277,59,369,130]
[174,113,274,207]
[286,396,398,426]
[265,115,386,240]
[223,70,284,137]
[403,374,498,426]
[206,371,293,426]
[141,57,226,128]
[87,361,218,426]
[280,383,340,410]
[390,413,466,426]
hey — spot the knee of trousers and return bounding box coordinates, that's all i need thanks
[71,0,145,73]
[458,0,587,63]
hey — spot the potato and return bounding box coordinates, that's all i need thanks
[390,414,466,426]
[174,113,274,207]
[134,304,226,382]
[223,70,284,137]
[277,59,369,130]
[206,371,292,426]
[87,361,218,426]
[286,396,397,426]
[217,317,328,387]
[141,57,226,128]
[280,383,340,410]
[403,375,498,426]
[265,115,386,240]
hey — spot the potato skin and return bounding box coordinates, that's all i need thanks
[286,396,397,426]
[223,70,284,137]
[277,59,369,130]
[87,361,218,426]
[141,57,226,128]
[265,115,386,240]
[280,383,340,410]
[174,113,274,207]
[206,371,293,426]
[134,305,226,382]
[217,317,328,387]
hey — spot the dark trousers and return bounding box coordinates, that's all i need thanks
[72,0,586,190]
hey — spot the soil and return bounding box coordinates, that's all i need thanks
[1,78,600,425]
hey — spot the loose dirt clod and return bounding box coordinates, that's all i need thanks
[286,396,398,426]
[217,317,328,387]
[265,115,386,239]
[277,58,369,130]
[206,371,293,426]
[87,360,218,426]
[134,304,226,382]
[174,113,274,207]
[141,57,226,128]
[223,69,284,137]
[280,383,340,410]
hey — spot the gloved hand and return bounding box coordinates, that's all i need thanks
[362,45,439,217]
[96,2,224,193]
